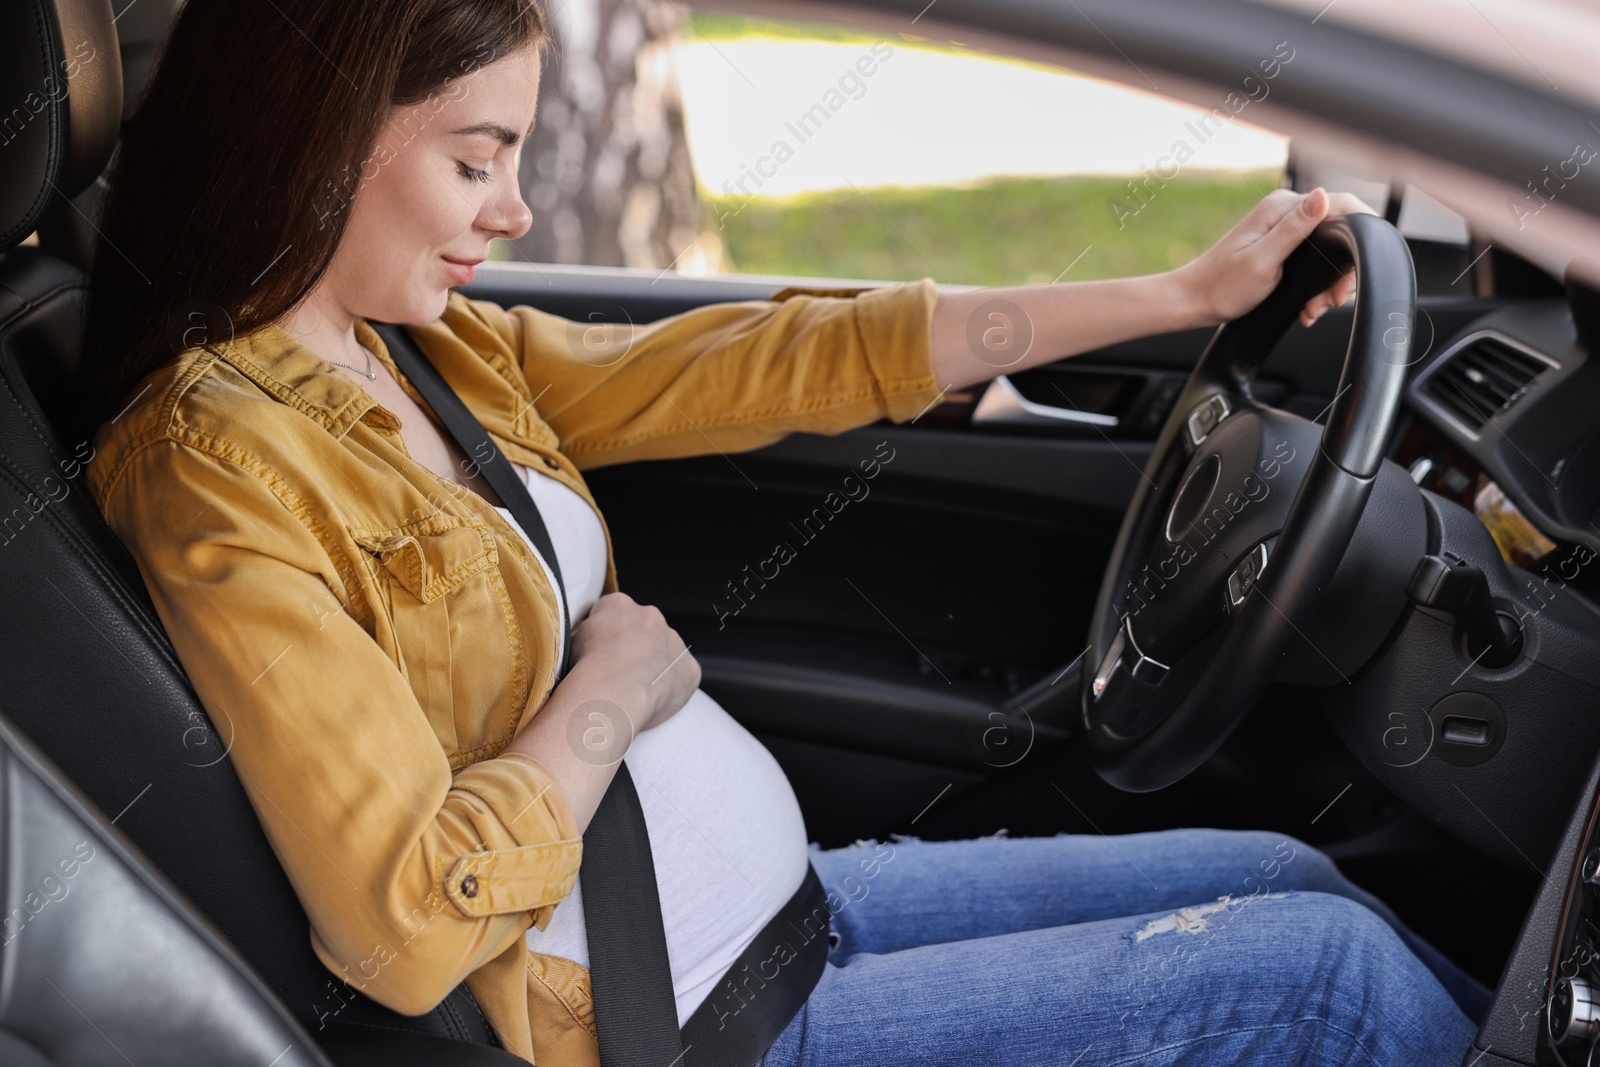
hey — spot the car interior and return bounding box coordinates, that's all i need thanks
[4,0,1600,1065]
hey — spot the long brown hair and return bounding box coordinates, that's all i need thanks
[75,0,549,440]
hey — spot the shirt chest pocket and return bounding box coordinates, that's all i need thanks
[350,519,528,763]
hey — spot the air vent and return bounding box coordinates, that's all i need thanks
[1422,334,1551,433]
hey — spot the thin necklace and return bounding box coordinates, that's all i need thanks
[325,345,377,380]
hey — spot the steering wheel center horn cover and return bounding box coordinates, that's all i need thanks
[1080,214,1417,792]
[1121,409,1320,681]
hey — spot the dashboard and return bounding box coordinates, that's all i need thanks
[1400,297,1600,575]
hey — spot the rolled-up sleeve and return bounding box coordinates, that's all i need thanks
[459,277,943,469]
[444,751,580,927]
[96,437,581,1016]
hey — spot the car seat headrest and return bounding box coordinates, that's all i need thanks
[0,0,123,252]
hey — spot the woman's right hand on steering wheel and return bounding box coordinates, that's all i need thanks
[570,591,700,733]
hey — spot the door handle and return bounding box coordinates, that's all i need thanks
[971,374,1120,429]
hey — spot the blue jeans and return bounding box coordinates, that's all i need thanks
[757,828,1491,1066]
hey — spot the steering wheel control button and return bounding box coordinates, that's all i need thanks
[1185,393,1232,449]
[1226,542,1272,610]
[1553,976,1600,1046]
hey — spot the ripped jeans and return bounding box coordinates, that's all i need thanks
[756,828,1491,1067]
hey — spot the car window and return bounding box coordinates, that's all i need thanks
[503,12,1289,288]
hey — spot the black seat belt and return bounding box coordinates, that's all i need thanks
[372,322,830,1067]
[373,322,686,1066]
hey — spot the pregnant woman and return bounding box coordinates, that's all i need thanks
[78,1,1489,1064]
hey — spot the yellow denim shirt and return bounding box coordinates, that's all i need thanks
[85,276,942,1066]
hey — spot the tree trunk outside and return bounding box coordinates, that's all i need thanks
[510,0,724,273]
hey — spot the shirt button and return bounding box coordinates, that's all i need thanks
[461,875,479,898]
[542,455,560,470]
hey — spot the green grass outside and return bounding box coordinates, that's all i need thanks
[702,170,1284,288]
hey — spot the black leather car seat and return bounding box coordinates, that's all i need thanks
[0,0,507,1057]
[0,712,334,1066]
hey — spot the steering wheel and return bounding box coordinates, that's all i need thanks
[1080,212,1416,792]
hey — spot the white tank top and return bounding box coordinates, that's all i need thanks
[494,463,810,1026]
